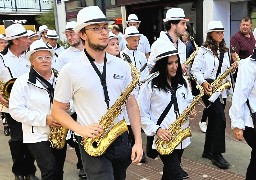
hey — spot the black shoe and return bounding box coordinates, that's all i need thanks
[24,175,39,180]
[15,175,24,180]
[182,169,189,179]
[211,154,230,169]
[140,151,147,163]
[4,126,10,136]
[202,151,213,160]
[79,168,87,179]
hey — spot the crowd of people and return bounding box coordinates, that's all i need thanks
[0,5,255,180]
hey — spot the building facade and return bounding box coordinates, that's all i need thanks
[55,0,254,48]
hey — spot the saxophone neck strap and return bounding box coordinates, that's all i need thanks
[85,49,110,109]
[216,51,224,78]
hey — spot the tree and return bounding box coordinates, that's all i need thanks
[36,9,55,30]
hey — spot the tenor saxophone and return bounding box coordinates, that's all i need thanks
[82,63,140,157]
[155,79,204,155]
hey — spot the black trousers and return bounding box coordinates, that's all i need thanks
[202,97,226,154]
[159,149,184,180]
[5,113,36,176]
[27,141,67,180]
[78,132,132,180]
[243,127,256,180]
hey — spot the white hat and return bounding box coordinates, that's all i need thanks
[26,40,55,60]
[5,24,28,41]
[124,26,141,39]
[63,21,78,34]
[27,30,38,38]
[45,30,59,39]
[163,8,187,22]
[38,25,48,32]
[74,6,109,33]
[127,14,141,24]
[108,32,121,42]
[207,21,224,33]
[0,34,5,39]
[150,38,178,63]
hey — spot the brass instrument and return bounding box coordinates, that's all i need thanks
[0,78,17,100]
[82,63,140,157]
[209,53,239,96]
[48,68,68,149]
[183,37,199,66]
[155,79,204,155]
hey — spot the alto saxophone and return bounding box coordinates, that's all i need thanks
[48,68,69,149]
[155,79,204,155]
[0,78,17,100]
[82,63,140,157]
[183,37,199,66]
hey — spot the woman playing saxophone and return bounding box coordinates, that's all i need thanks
[139,36,193,180]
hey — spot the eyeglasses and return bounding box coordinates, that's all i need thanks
[35,55,52,62]
[85,25,109,33]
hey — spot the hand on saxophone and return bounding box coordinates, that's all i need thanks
[0,92,8,107]
[81,124,103,138]
[156,128,172,141]
[202,81,212,96]
[231,61,239,73]
[46,115,61,126]
[182,64,188,75]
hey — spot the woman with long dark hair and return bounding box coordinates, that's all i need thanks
[139,37,193,179]
[191,21,238,169]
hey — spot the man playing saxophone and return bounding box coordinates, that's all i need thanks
[9,40,68,180]
[51,6,143,180]
[191,21,238,169]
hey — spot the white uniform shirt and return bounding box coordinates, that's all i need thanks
[149,31,186,65]
[191,46,232,98]
[121,46,148,82]
[9,71,55,143]
[47,43,65,70]
[0,49,30,112]
[54,53,132,132]
[56,46,83,71]
[139,80,193,149]
[229,57,256,129]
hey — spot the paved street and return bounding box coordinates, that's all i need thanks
[0,100,250,179]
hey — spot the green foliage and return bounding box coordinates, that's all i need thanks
[36,9,55,30]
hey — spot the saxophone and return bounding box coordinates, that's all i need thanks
[0,78,17,100]
[82,63,140,157]
[183,37,199,66]
[48,68,69,149]
[155,79,204,155]
[209,53,239,96]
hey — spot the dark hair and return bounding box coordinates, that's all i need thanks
[0,41,13,55]
[164,20,181,31]
[150,56,187,92]
[203,32,229,57]
[113,25,122,33]
[241,17,251,24]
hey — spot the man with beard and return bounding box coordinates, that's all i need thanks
[51,6,143,180]
[150,8,188,74]
[230,17,256,81]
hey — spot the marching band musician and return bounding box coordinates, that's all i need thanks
[9,40,67,180]
[191,21,238,169]
[0,24,38,180]
[149,8,188,74]
[229,49,256,180]
[51,6,143,180]
[139,37,193,180]
[106,31,120,57]
[120,26,148,87]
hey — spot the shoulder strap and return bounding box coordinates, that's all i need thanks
[216,51,224,78]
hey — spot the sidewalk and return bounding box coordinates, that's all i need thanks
[0,100,249,179]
